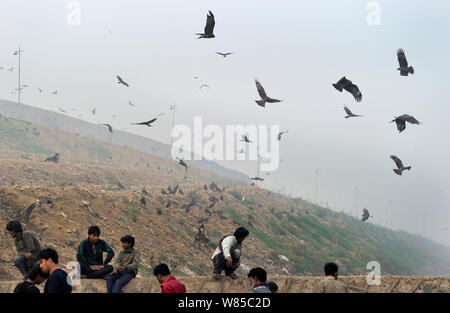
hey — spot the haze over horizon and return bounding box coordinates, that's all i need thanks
[0,0,449,247]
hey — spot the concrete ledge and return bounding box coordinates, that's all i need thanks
[1,276,449,293]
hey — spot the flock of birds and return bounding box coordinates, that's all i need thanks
[2,10,427,226]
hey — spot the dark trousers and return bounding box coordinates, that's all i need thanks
[13,256,38,278]
[81,265,114,279]
[212,249,241,275]
[106,270,135,293]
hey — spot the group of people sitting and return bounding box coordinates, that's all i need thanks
[6,221,347,293]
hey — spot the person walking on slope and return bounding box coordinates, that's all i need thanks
[211,227,249,280]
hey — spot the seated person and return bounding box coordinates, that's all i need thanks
[14,264,48,293]
[38,248,72,293]
[248,267,272,293]
[154,263,186,293]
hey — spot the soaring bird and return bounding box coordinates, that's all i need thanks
[38,88,43,93]
[131,118,157,127]
[240,135,252,143]
[390,155,411,176]
[251,177,264,181]
[332,77,362,102]
[277,131,289,141]
[128,101,135,107]
[390,114,420,133]
[58,107,67,113]
[179,159,188,172]
[397,49,414,76]
[100,123,113,133]
[7,67,14,72]
[199,84,210,90]
[91,108,96,115]
[197,11,215,39]
[361,208,372,222]
[193,76,199,79]
[344,106,362,118]
[216,52,234,57]
[51,90,58,95]
[116,75,129,87]
[254,79,282,107]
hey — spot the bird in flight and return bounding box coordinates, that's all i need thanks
[255,79,282,107]
[240,135,252,143]
[197,11,215,39]
[361,208,372,222]
[128,101,135,107]
[51,90,58,95]
[193,76,199,79]
[179,159,188,172]
[117,75,129,87]
[131,118,157,127]
[390,114,420,133]
[333,77,362,102]
[101,123,113,133]
[0,67,3,70]
[277,131,289,141]
[344,106,362,118]
[200,84,210,90]
[390,155,411,176]
[251,177,264,181]
[91,108,96,115]
[58,107,67,113]
[38,88,43,93]
[216,52,234,58]
[7,67,14,72]
[397,49,414,76]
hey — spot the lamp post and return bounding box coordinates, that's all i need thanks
[14,47,24,104]
[169,104,178,147]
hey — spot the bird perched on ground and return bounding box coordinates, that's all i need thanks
[361,208,372,222]
[254,79,282,107]
[128,101,135,107]
[199,84,209,90]
[161,189,168,195]
[332,77,362,102]
[251,177,264,181]
[390,155,411,176]
[197,11,215,39]
[397,49,414,76]
[390,114,420,133]
[216,52,234,58]
[204,184,208,191]
[142,187,149,195]
[100,123,113,133]
[277,131,289,141]
[165,201,171,208]
[344,106,362,118]
[240,135,252,143]
[44,153,60,163]
[132,118,157,127]
[179,159,188,172]
[116,75,129,87]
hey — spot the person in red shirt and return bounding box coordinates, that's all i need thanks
[153,263,186,293]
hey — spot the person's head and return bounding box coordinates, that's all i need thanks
[324,262,339,279]
[88,226,100,243]
[38,248,59,274]
[247,267,267,287]
[266,281,278,293]
[234,227,249,243]
[28,264,48,284]
[153,263,171,284]
[120,235,135,250]
[6,221,23,238]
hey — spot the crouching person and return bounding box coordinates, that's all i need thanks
[14,264,48,293]
[106,235,140,293]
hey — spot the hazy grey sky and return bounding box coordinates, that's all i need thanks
[0,0,449,245]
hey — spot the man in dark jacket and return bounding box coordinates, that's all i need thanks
[14,264,48,293]
[76,226,114,279]
[6,221,42,279]
[39,248,72,293]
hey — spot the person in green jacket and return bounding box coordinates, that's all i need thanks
[106,235,140,293]
[6,221,42,279]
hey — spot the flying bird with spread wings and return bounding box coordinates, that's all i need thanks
[390,155,411,176]
[128,101,135,107]
[254,79,282,107]
[199,84,210,90]
[197,11,215,39]
[51,90,58,95]
[131,118,157,127]
[390,114,420,133]
[58,107,67,113]
[277,131,289,141]
[344,106,362,118]
[361,208,372,222]
[101,124,113,133]
[397,49,414,76]
[91,108,96,115]
[333,77,362,102]
[251,177,264,181]
[216,52,234,58]
[116,75,129,87]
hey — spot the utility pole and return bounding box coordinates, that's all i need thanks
[14,47,24,104]
[314,169,320,204]
[169,104,178,147]
[354,188,359,218]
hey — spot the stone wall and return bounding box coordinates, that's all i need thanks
[1,276,449,293]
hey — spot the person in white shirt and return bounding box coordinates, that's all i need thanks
[211,227,249,279]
